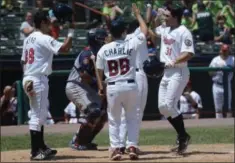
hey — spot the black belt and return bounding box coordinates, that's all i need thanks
[108,79,135,85]
[215,81,223,86]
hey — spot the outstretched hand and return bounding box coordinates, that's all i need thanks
[132,3,140,17]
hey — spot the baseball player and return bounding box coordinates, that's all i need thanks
[96,4,148,161]
[65,28,108,151]
[153,4,194,155]
[21,10,74,160]
[179,81,203,119]
[119,19,149,154]
[209,44,234,118]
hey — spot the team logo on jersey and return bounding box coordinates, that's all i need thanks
[163,37,175,45]
[184,39,192,47]
[137,35,144,41]
[51,40,57,47]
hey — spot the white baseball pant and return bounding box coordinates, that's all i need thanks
[106,81,139,149]
[158,67,189,118]
[119,70,148,147]
[212,82,232,113]
[23,75,49,131]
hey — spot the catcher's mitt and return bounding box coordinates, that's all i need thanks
[143,56,165,78]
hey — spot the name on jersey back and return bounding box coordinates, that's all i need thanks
[104,47,133,57]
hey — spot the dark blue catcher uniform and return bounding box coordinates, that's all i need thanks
[65,28,108,150]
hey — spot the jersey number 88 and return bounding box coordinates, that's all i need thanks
[107,58,130,76]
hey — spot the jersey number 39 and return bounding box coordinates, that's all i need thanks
[25,48,35,64]
[107,58,130,76]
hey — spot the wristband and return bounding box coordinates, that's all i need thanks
[67,28,75,38]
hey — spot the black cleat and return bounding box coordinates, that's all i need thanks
[42,147,57,157]
[30,150,48,161]
[176,134,191,155]
[120,147,126,155]
[170,135,179,152]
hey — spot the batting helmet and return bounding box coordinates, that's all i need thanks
[110,16,126,38]
[53,3,73,24]
[87,28,108,54]
[143,56,165,78]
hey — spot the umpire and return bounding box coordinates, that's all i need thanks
[65,28,108,150]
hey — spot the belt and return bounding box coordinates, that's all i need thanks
[214,81,223,86]
[136,68,139,72]
[108,79,135,85]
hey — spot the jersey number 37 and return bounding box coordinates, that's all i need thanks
[25,48,35,64]
[107,58,130,76]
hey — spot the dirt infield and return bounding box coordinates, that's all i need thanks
[1,144,234,162]
[1,118,234,136]
[1,119,234,162]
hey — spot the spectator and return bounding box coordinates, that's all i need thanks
[20,11,34,40]
[214,15,233,45]
[181,9,197,32]
[64,101,78,124]
[179,81,203,119]
[102,0,124,21]
[220,0,235,29]
[1,0,13,11]
[209,44,234,118]
[203,0,224,21]
[0,85,17,126]
[192,2,214,42]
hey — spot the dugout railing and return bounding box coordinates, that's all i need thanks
[15,67,234,125]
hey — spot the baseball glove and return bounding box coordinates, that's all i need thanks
[24,80,35,96]
[143,56,165,78]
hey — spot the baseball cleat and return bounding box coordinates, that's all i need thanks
[42,147,57,157]
[30,150,51,161]
[109,148,122,161]
[69,141,98,150]
[128,146,139,160]
[120,147,126,155]
[176,134,191,155]
[170,135,179,152]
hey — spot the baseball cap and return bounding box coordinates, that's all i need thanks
[183,9,190,16]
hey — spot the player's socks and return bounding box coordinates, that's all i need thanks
[171,114,187,137]
[40,126,46,149]
[30,130,41,155]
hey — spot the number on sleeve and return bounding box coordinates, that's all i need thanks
[25,48,35,64]
[107,58,130,77]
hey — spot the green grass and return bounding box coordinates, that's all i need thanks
[1,126,234,151]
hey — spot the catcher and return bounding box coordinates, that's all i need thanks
[65,28,108,150]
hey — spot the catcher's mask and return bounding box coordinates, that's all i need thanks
[87,28,108,53]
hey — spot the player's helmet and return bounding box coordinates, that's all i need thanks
[53,3,73,24]
[110,16,126,38]
[87,28,108,53]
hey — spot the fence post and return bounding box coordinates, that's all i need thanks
[16,80,24,125]
[223,71,229,115]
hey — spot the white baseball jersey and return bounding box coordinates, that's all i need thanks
[180,91,203,114]
[64,102,77,124]
[125,27,148,69]
[21,31,63,76]
[96,32,146,82]
[209,55,234,84]
[155,25,195,66]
